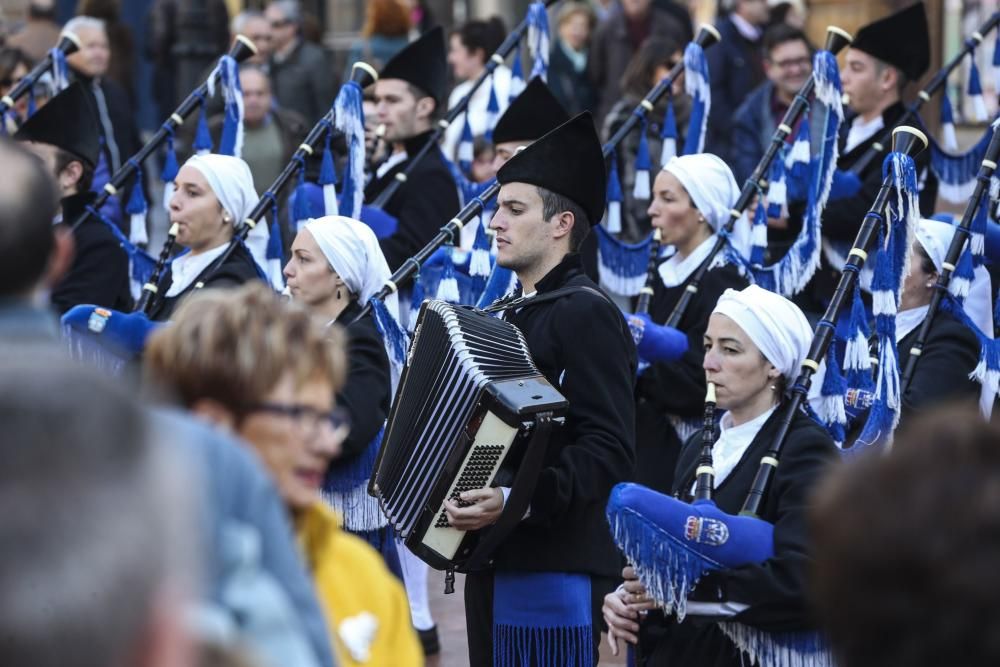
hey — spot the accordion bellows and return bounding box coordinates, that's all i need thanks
[370,300,567,570]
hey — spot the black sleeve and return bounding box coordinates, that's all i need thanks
[336,319,391,461]
[378,167,460,270]
[637,267,747,417]
[902,319,980,414]
[715,421,837,631]
[50,228,130,315]
[525,294,637,524]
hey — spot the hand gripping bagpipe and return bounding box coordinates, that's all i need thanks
[136,63,381,314]
[606,126,927,644]
[369,0,559,210]
[0,31,81,116]
[845,11,1000,181]
[900,122,1000,391]
[659,26,853,332]
[352,25,724,323]
[65,35,258,237]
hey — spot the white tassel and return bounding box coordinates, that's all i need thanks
[605,201,622,233]
[129,212,148,245]
[942,122,958,152]
[844,332,873,371]
[436,274,460,303]
[660,138,676,167]
[950,275,972,299]
[633,169,650,200]
[972,94,989,122]
[323,183,339,216]
[872,289,897,317]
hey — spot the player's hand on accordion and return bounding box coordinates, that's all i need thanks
[443,487,504,531]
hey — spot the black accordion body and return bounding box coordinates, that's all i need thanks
[369,300,568,570]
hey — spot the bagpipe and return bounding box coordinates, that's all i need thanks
[136,62,380,315]
[605,127,927,667]
[352,24,724,324]
[369,0,558,210]
[0,30,80,117]
[66,35,258,239]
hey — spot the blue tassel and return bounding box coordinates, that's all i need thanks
[660,97,678,166]
[509,49,524,103]
[193,95,213,154]
[968,56,988,122]
[971,194,987,265]
[292,158,312,232]
[596,226,655,296]
[85,203,157,300]
[434,249,461,303]
[26,87,36,117]
[941,89,958,151]
[940,294,1000,419]
[526,2,550,81]
[681,42,710,155]
[785,116,811,203]
[369,296,409,383]
[750,194,767,268]
[766,152,787,217]
[161,126,180,204]
[951,239,976,300]
[818,343,847,446]
[604,157,623,233]
[843,284,874,393]
[930,121,995,204]
[125,160,148,246]
[216,55,243,157]
[470,218,493,296]
[485,73,501,139]
[319,125,339,216]
[458,113,474,176]
[333,76,368,218]
[633,115,652,200]
[266,219,283,260]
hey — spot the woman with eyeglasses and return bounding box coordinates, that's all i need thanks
[144,282,422,667]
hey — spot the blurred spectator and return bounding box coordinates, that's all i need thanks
[768,0,807,29]
[265,0,335,124]
[811,406,1000,667]
[0,47,33,128]
[730,24,813,183]
[7,0,60,62]
[345,0,411,76]
[547,1,598,115]
[704,0,769,162]
[589,0,690,123]
[147,0,230,120]
[440,16,510,164]
[470,134,495,183]
[231,10,272,66]
[402,0,437,36]
[602,36,689,241]
[76,0,136,104]
[0,357,197,667]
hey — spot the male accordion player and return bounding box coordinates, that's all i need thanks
[447,113,637,666]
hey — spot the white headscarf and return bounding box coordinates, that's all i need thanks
[182,153,270,272]
[303,216,399,321]
[712,284,813,382]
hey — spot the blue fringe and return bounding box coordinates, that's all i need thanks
[369,297,408,373]
[493,624,593,667]
[682,42,710,155]
[718,623,834,667]
[596,226,654,296]
[928,119,995,204]
[766,149,787,218]
[526,2,550,80]
[324,426,382,493]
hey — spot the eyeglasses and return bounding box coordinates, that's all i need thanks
[770,57,811,70]
[243,402,350,434]
[269,18,292,29]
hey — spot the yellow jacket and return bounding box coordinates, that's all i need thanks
[296,502,422,667]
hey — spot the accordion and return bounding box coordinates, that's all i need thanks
[369,300,568,570]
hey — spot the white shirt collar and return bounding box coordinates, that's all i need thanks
[845,114,884,154]
[707,406,776,490]
[166,243,230,297]
[730,13,762,41]
[895,305,929,343]
[658,234,716,288]
[375,150,408,180]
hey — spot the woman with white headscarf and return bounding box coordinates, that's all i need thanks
[148,154,268,321]
[283,215,403,574]
[633,153,751,495]
[605,284,839,667]
[894,217,984,415]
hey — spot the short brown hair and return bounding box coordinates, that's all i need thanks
[144,283,346,414]
[362,0,411,38]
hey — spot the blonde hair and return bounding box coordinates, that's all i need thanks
[144,283,346,414]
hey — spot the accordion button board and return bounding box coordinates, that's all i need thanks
[370,300,568,571]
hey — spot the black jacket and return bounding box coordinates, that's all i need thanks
[52,192,132,315]
[147,242,261,322]
[634,260,747,494]
[898,309,980,415]
[335,300,391,461]
[639,408,838,666]
[492,253,637,577]
[366,130,461,271]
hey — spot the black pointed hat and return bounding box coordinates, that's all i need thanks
[14,82,100,167]
[851,2,930,81]
[492,77,570,146]
[496,112,605,225]
[379,26,448,104]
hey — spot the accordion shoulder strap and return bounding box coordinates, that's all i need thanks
[461,411,556,572]
[484,285,612,314]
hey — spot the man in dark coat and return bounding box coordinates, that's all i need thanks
[801,2,937,313]
[265,0,336,123]
[444,113,638,666]
[366,27,461,271]
[15,82,131,315]
[704,0,770,162]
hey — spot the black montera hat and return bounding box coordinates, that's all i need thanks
[14,82,100,167]
[851,2,930,81]
[491,77,570,146]
[379,26,448,104]
[496,112,605,225]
